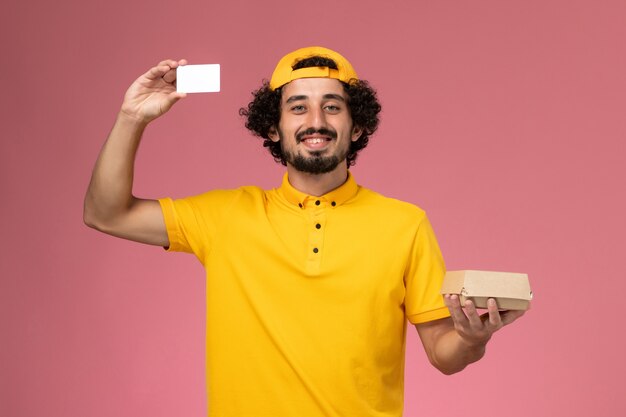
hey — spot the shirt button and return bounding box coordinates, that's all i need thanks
[298,203,303,208]
[315,200,321,206]
[313,248,319,253]
[331,201,336,207]
[315,223,321,229]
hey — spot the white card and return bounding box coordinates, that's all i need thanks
[176,64,220,93]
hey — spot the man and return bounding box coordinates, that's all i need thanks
[84,46,525,417]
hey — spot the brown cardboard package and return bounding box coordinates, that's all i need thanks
[440,270,533,311]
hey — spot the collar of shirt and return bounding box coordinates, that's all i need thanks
[277,171,359,209]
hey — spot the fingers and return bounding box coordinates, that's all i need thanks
[162,69,177,84]
[445,294,519,330]
[463,298,484,328]
[486,298,503,327]
[145,59,188,82]
[444,293,528,349]
[445,294,528,323]
[445,295,487,346]
[444,294,468,325]
[444,295,484,328]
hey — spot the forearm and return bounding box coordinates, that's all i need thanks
[428,327,487,375]
[83,112,148,228]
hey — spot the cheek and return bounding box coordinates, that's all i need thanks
[277,118,292,134]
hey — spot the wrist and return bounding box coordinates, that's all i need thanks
[117,109,150,129]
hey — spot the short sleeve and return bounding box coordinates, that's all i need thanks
[404,214,451,324]
[158,189,241,264]
[158,197,204,255]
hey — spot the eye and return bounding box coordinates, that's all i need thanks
[290,105,306,114]
[324,104,341,113]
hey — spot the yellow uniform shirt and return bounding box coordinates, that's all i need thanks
[158,173,450,417]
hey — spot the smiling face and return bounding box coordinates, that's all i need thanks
[269,78,363,175]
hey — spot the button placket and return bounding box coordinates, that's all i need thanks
[306,201,326,273]
[310,206,324,254]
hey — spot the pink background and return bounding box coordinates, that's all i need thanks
[2,0,625,416]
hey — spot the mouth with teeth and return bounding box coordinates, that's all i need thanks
[296,128,337,149]
[303,137,330,144]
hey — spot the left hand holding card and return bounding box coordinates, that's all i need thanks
[176,64,221,93]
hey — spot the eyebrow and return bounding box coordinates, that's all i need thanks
[285,93,347,103]
[285,95,308,103]
[323,93,346,102]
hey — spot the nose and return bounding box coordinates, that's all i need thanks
[306,106,328,130]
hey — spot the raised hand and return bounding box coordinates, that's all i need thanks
[120,59,188,124]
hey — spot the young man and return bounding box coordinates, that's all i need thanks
[84,46,525,417]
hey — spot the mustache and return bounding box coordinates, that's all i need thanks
[295,128,337,143]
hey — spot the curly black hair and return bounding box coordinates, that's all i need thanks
[239,56,381,167]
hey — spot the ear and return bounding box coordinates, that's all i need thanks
[268,126,279,143]
[351,126,363,142]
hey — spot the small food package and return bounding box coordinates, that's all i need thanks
[440,270,533,311]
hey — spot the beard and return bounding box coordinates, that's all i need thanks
[279,128,348,174]
[283,149,346,174]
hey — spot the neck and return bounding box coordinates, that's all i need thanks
[286,163,349,196]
